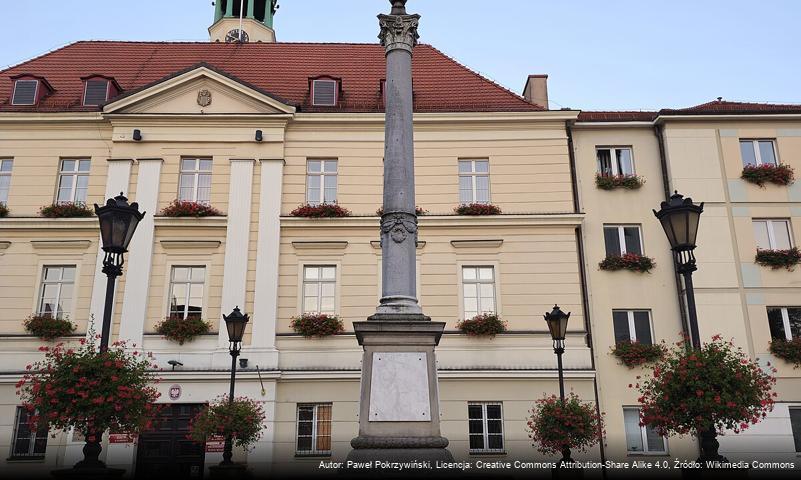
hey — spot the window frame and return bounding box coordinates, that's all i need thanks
[596,146,635,176]
[37,265,76,319]
[178,157,213,204]
[458,159,491,205]
[612,310,654,344]
[311,79,338,107]
[11,79,39,106]
[768,307,801,341]
[468,402,505,454]
[603,224,644,256]
[295,403,333,457]
[623,407,668,455]
[0,158,13,205]
[461,266,497,320]
[56,158,91,204]
[752,219,794,250]
[305,159,338,205]
[301,265,337,315]
[82,79,110,106]
[740,139,778,166]
[10,407,48,459]
[167,266,206,320]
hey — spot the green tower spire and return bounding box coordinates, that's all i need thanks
[214,0,277,28]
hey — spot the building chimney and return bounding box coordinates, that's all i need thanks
[524,74,549,109]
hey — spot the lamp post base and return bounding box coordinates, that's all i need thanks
[209,463,248,479]
[51,467,125,479]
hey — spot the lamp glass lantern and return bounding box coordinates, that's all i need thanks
[94,193,145,254]
[224,307,249,346]
[653,191,704,252]
[544,305,570,342]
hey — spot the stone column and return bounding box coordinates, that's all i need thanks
[347,0,451,465]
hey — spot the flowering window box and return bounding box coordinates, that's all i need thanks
[24,314,76,340]
[769,338,801,368]
[611,340,666,368]
[290,313,344,338]
[159,200,223,217]
[456,313,507,337]
[599,253,655,273]
[39,202,93,218]
[454,203,502,216]
[755,247,801,270]
[595,173,645,190]
[741,164,795,187]
[290,203,351,218]
[376,206,427,216]
[155,315,213,345]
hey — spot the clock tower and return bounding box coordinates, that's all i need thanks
[209,0,278,43]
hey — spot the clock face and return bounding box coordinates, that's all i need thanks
[225,29,249,43]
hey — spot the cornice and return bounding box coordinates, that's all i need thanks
[281,213,584,229]
[0,217,98,231]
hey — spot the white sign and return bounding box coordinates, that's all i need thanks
[369,352,431,422]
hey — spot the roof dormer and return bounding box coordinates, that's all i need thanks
[309,76,341,107]
[10,74,54,106]
[81,75,122,106]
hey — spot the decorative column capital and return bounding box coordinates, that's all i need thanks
[378,13,420,54]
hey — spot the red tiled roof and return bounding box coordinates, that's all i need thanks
[577,111,657,122]
[0,41,542,113]
[659,99,801,115]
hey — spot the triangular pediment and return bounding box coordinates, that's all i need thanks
[104,65,296,115]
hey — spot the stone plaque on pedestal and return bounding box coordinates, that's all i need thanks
[369,352,430,422]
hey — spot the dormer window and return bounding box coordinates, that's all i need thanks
[11,79,39,105]
[81,76,120,107]
[311,78,339,106]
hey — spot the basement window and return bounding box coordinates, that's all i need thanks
[311,79,338,106]
[11,79,39,105]
[83,79,110,106]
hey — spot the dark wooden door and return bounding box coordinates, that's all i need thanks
[135,404,206,479]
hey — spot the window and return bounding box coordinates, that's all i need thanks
[613,310,653,344]
[56,159,90,204]
[468,402,504,453]
[458,159,490,204]
[296,404,332,456]
[753,219,793,250]
[302,266,336,314]
[11,407,47,458]
[311,79,338,106]
[740,139,777,166]
[623,407,667,454]
[178,158,213,204]
[462,266,495,319]
[306,160,337,205]
[83,79,109,106]
[791,408,801,453]
[0,159,12,205]
[168,266,205,319]
[597,147,634,176]
[38,266,75,319]
[11,79,39,105]
[604,225,643,256]
[767,307,801,341]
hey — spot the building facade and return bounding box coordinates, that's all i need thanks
[0,4,799,478]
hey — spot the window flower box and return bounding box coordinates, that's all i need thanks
[595,173,645,190]
[741,164,795,187]
[159,200,223,217]
[376,206,427,216]
[39,202,93,218]
[755,247,801,270]
[290,313,344,338]
[456,313,507,337]
[454,203,502,216]
[155,315,213,345]
[769,338,801,368]
[290,203,351,218]
[24,314,76,340]
[599,253,655,273]
[0,204,8,218]
[611,340,666,368]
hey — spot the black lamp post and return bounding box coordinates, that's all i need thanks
[221,307,249,466]
[544,305,573,468]
[654,192,725,464]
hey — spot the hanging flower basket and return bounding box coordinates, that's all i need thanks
[755,247,801,271]
[290,203,351,218]
[376,206,427,216]
[595,173,645,190]
[23,314,76,340]
[526,392,605,457]
[39,202,94,218]
[188,396,266,450]
[456,313,507,337]
[599,253,655,273]
[159,200,223,217]
[633,335,777,437]
[454,203,502,216]
[611,340,666,368]
[769,338,801,368]
[16,334,162,440]
[155,315,213,345]
[0,203,8,218]
[741,164,795,187]
[290,313,344,338]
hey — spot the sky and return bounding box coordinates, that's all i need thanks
[1,0,799,111]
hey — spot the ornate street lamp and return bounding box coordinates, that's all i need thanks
[544,305,573,467]
[94,193,145,352]
[221,307,249,466]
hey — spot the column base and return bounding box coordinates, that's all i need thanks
[344,445,454,473]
